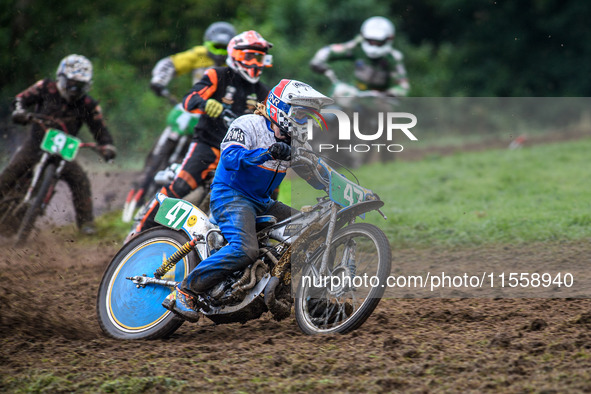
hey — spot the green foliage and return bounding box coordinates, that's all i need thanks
[291,138,591,248]
[91,59,169,154]
[2,372,71,393]
[3,0,591,159]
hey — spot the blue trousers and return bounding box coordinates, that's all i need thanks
[181,185,292,294]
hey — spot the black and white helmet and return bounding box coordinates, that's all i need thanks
[265,79,333,142]
[56,54,93,101]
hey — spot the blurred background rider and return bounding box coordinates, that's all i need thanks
[0,54,116,235]
[126,22,237,208]
[130,30,273,237]
[310,16,410,98]
[150,21,237,98]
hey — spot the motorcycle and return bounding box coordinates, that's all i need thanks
[97,146,392,338]
[121,94,199,223]
[0,113,100,246]
[121,102,238,223]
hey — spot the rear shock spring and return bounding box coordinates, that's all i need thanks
[154,237,198,279]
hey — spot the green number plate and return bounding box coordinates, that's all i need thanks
[166,104,200,136]
[155,198,194,230]
[40,129,81,161]
[329,172,366,207]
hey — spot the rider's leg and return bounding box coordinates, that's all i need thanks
[180,187,266,294]
[265,200,299,221]
[61,160,95,232]
[136,127,179,198]
[133,142,220,234]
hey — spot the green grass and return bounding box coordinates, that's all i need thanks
[51,210,130,246]
[1,372,187,393]
[90,137,591,249]
[288,138,591,248]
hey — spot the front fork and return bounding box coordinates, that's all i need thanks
[22,153,64,206]
[22,153,49,204]
[319,203,339,276]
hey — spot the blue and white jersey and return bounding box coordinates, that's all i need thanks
[212,114,289,203]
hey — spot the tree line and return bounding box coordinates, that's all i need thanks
[2,0,589,155]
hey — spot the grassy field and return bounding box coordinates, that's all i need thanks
[90,137,591,249]
[288,137,591,248]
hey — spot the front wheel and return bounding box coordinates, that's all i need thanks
[294,223,392,334]
[96,227,200,339]
[14,163,56,246]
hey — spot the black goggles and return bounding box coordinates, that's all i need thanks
[365,38,388,47]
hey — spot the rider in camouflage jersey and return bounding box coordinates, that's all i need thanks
[310,16,410,97]
[0,54,116,235]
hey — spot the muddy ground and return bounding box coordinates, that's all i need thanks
[1,235,591,393]
[2,131,591,392]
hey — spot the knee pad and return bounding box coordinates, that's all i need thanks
[169,178,193,198]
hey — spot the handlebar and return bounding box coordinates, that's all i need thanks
[24,112,70,134]
[323,69,399,102]
[22,112,110,159]
[221,108,238,129]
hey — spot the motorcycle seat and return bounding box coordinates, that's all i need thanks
[208,214,277,231]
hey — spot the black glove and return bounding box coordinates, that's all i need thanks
[98,144,117,161]
[268,142,291,161]
[11,109,30,125]
[150,82,166,97]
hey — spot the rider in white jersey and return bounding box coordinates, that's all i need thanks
[162,79,334,321]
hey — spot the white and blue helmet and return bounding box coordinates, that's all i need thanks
[265,79,333,142]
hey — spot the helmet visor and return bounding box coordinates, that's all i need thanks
[235,50,272,68]
[66,79,88,91]
[364,38,389,47]
[289,106,317,125]
[205,41,228,56]
[64,78,90,99]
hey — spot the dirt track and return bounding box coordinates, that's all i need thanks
[2,131,591,391]
[2,233,591,392]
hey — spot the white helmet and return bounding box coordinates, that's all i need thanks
[56,54,93,101]
[265,79,333,142]
[360,16,395,58]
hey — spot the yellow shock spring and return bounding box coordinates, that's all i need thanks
[154,238,197,279]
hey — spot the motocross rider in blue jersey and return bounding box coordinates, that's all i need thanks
[162,79,334,322]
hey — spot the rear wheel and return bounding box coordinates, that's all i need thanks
[294,223,392,334]
[96,227,200,339]
[14,163,56,246]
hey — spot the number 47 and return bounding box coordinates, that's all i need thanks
[165,201,191,228]
[344,183,363,205]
